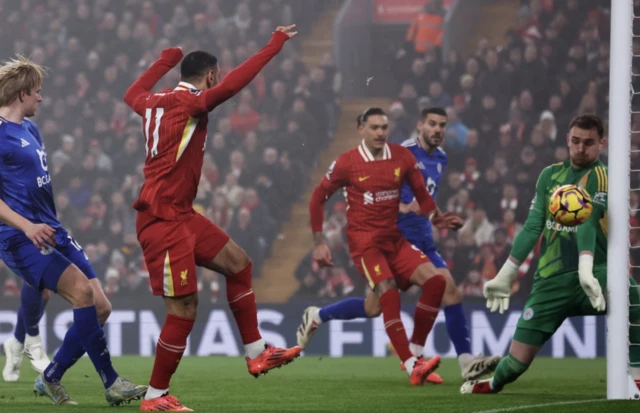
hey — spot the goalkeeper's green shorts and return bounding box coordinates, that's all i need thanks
[514,269,607,347]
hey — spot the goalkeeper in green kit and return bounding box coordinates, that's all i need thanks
[461,115,640,394]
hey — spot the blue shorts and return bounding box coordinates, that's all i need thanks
[0,228,96,292]
[406,237,448,270]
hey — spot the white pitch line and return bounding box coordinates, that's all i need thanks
[471,399,608,413]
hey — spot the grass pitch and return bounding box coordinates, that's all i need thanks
[0,356,636,412]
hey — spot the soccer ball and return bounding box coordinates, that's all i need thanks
[548,184,593,227]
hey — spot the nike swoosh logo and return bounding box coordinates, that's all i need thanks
[359,176,370,182]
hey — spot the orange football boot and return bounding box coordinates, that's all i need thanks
[140,394,193,412]
[409,356,441,386]
[246,344,302,377]
[399,360,443,383]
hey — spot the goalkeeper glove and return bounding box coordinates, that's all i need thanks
[484,259,519,314]
[578,254,606,312]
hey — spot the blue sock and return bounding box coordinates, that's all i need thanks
[44,324,87,384]
[444,303,472,356]
[14,308,26,344]
[319,298,367,322]
[21,283,44,337]
[14,284,44,343]
[72,306,118,388]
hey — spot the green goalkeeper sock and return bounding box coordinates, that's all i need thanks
[491,354,529,391]
[629,277,640,368]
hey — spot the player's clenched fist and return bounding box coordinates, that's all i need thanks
[160,47,184,65]
[24,222,56,250]
[313,243,334,268]
[274,24,298,38]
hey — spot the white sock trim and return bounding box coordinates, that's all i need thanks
[404,356,417,376]
[245,339,266,359]
[409,343,423,358]
[144,386,168,400]
[458,353,474,369]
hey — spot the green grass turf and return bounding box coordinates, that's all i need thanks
[0,356,637,412]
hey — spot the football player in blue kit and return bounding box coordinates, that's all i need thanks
[0,56,147,406]
[296,107,501,381]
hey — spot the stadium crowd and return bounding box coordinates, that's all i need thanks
[0,0,340,301]
[298,0,619,304]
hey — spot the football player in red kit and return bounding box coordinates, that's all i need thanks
[124,26,301,412]
[309,107,463,386]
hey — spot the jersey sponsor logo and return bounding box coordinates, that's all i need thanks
[364,191,374,205]
[21,138,30,147]
[37,174,51,188]
[189,89,202,95]
[546,219,578,233]
[326,161,336,180]
[375,189,399,202]
[364,189,400,204]
[394,167,401,182]
[358,176,370,182]
[522,308,534,321]
[592,191,606,207]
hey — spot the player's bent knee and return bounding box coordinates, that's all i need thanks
[206,239,251,276]
[164,293,198,319]
[426,273,446,292]
[365,294,382,317]
[442,278,462,305]
[96,300,112,324]
[56,265,95,308]
[374,278,397,296]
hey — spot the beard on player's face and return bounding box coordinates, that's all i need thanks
[422,130,442,148]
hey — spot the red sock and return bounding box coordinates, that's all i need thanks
[149,313,194,390]
[379,288,412,362]
[411,274,446,347]
[226,263,261,344]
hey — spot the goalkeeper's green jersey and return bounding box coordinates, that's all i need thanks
[510,159,608,279]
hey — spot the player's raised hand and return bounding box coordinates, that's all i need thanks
[160,47,184,65]
[313,243,333,268]
[430,210,464,230]
[274,24,298,39]
[24,223,56,250]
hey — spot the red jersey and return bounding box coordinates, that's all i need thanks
[309,141,437,256]
[124,33,289,220]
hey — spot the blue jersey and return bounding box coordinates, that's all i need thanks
[397,137,447,242]
[0,117,60,241]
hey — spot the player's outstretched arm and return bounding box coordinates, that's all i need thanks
[123,47,185,115]
[196,25,297,114]
[0,199,55,249]
[485,167,551,314]
[309,157,348,267]
[509,167,550,262]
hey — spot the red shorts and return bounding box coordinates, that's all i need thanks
[136,211,230,297]
[352,238,431,291]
